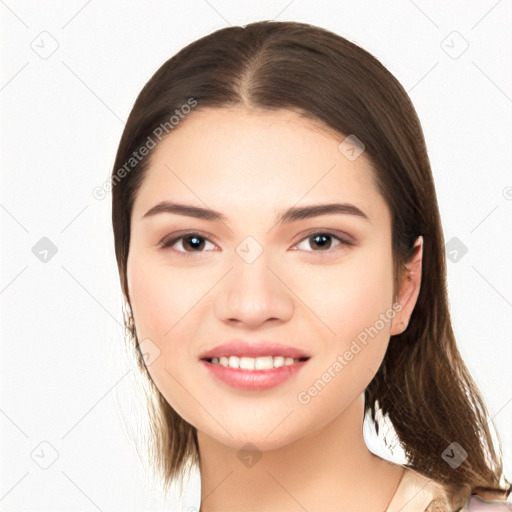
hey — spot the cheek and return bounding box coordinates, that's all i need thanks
[128,263,167,339]
[127,256,196,343]
[299,253,394,401]
[296,250,395,340]
[330,251,395,379]
[292,257,395,411]
[127,258,198,415]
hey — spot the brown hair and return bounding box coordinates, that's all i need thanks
[111,20,511,507]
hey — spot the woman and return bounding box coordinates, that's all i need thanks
[111,20,511,511]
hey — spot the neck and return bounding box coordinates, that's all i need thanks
[197,394,403,511]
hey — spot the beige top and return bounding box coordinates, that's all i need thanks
[386,465,512,511]
[385,466,442,511]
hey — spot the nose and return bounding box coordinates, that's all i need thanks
[213,253,294,329]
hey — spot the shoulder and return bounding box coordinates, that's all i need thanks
[386,466,450,511]
[387,465,512,512]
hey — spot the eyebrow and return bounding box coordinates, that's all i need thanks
[142,201,371,225]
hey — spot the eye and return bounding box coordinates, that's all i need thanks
[159,232,216,255]
[159,229,354,257]
[293,231,353,253]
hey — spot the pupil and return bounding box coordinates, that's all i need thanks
[186,235,204,251]
[311,234,331,250]
[313,235,330,249]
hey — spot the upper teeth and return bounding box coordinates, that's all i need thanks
[210,355,302,370]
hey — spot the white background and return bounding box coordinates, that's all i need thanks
[1,1,511,510]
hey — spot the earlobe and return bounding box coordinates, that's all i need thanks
[390,236,423,336]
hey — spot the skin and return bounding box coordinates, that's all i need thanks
[127,107,423,511]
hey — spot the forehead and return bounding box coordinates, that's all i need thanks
[131,107,388,225]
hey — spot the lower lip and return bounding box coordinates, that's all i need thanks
[200,359,310,390]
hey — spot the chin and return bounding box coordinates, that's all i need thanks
[198,422,308,453]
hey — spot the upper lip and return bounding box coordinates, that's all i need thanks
[199,339,311,360]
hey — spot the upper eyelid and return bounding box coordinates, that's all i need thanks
[295,228,355,244]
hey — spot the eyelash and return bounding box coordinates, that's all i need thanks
[158,230,354,258]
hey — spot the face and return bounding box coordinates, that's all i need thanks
[127,107,409,451]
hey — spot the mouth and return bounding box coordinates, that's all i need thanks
[198,339,312,390]
[201,355,311,369]
[199,355,311,391]
[198,339,311,361]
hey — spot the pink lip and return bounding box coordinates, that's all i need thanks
[200,359,309,390]
[198,339,311,360]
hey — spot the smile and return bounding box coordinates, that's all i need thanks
[204,355,309,370]
[200,356,311,391]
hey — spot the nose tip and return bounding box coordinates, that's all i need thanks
[213,262,295,328]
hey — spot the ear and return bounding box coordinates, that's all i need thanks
[390,236,423,336]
